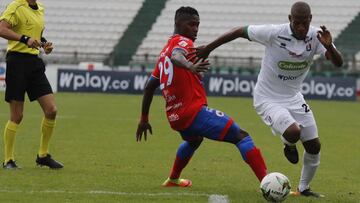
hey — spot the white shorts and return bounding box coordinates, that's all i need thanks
[254,92,318,141]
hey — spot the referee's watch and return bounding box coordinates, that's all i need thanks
[19,35,30,44]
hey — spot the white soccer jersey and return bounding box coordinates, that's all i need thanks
[247,23,327,99]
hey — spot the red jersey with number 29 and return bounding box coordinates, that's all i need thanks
[152,34,207,131]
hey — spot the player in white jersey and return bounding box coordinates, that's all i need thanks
[191,1,343,198]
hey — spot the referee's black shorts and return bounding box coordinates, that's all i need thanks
[5,51,53,103]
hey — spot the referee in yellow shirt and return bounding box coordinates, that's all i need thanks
[0,0,63,169]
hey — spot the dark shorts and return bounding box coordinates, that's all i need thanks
[5,51,53,102]
[179,106,237,141]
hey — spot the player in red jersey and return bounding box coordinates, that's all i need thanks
[136,6,267,187]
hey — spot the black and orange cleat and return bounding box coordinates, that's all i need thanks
[291,188,325,198]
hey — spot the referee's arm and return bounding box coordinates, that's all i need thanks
[0,20,41,48]
[40,29,53,54]
[0,20,22,41]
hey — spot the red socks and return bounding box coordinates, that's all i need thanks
[245,147,267,181]
[169,156,192,179]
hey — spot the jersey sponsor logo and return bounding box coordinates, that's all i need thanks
[168,113,179,122]
[278,74,295,81]
[165,94,176,102]
[278,74,297,81]
[166,102,183,111]
[278,61,308,71]
[278,72,305,81]
[178,40,188,47]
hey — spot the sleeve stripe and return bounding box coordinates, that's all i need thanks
[150,75,159,80]
[244,25,251,41]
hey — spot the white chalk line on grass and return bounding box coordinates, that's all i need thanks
[0,189,229,203]
[208,194,230,203]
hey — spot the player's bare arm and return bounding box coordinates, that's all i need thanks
[192,26,248,60]
[171,48,210,74]
[136,77,159,142]
[317,25,343,67]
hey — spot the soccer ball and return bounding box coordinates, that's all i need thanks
[260,172,291,202]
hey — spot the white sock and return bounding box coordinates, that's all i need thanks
[299,151,320,192]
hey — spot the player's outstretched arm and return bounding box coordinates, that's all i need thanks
[171,49,210,75]
[317,25,343,67]
[136,77,159,142]
[192,26,248,60]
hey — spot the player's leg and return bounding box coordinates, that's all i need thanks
[256,101,300,164]
[288,98,323,197]
[3,101,24,169]
[37,94,57,155]
[221,121,267,182]
[281,123,301,164]
[28,58,63,169]
[3,53,27,169]
[163,106,218,187]
[294,125,323,197]
[163,136,203,187]
[181,106,267,181]
[35,94,63,169]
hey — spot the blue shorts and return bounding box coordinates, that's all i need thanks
[180,106,238,141]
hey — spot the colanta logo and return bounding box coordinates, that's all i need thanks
[278,61,309,71]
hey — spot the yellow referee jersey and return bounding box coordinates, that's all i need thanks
[0,0,45,55]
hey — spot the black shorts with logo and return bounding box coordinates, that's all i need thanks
[5,51,53,102]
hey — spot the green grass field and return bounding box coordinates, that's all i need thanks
[0,92,359,203]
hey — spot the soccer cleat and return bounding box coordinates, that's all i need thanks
[36,154,64,169]
[283,144,299,164]
[162,178,192,187]
[3,160,20,169]
[290,188,325,198]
